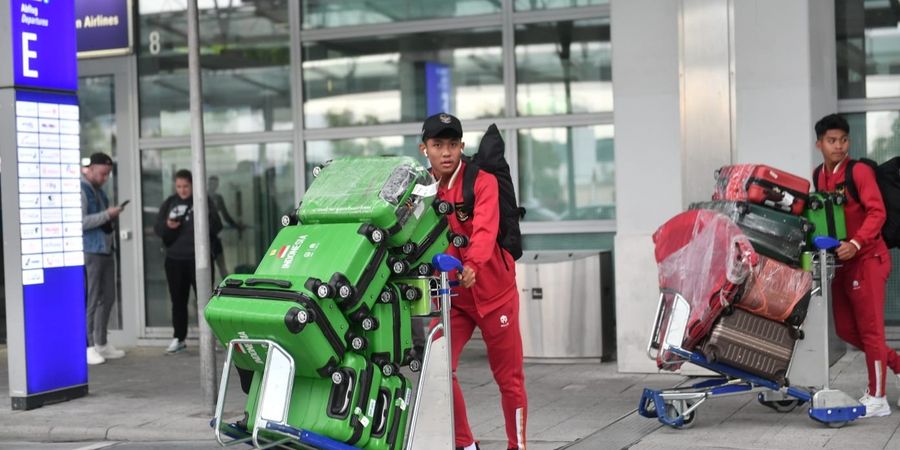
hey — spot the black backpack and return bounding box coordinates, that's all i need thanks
[813,157,900,248]
[458,124,526,260]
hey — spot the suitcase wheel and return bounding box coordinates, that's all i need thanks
[280,213,298,227]
[701,346,717,364]
[379,288,396,304]
[337,283,355,300]
[789,327,804,340]
[450,233,469,248]
[381,363,399,377]
[316,283,335,299]
[312,165,324,178]
[435,200,454,215]
[350,336,368,351]
[403,286,422,301]
[390,258,410,275]
[808,198,824,210]
[832,193,846,205]
[401,242,418,255]
[416,263,433,276]
[361,316,379,331]
[296,309,315,325]
[369,228,386,244]
[408,358,422,373]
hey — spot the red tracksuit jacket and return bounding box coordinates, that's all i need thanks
[816,159,887,258]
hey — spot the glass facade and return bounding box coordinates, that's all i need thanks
[129,0,612,334]
[138,1,292,137]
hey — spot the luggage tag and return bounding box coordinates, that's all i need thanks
[355,406,370,428]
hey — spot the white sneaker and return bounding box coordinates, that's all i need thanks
[859,393,892,418]
[86,347,106,365]
[96,344,125,359]
[165,338,186,354]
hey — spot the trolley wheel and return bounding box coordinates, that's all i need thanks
[361,316,379,331]
[312,165,324,178]
[379,288,396,304]
[381,363,398,377]
[826,420,848,429]
[401,242,418,255]
[351,336,367,351]
[408,358,422,373]
[664,403,696,430]
[390,258,410,275]
[416,263,433,276]
[435,200,454,215]
[759,398,801,413]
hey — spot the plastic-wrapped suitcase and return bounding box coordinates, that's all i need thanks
[255,222,391,323]
[713,164,810,215]
[689,201,809,267]
[700,309,796,385]
[299,156,437,247]
[286,353,383,447]
[652,210,757,370]
[388,201,451,277]
[367,374,412,450]
[803,192,847,244]
[353,282,417,377]
[205,275,352,378]
[738,255,812,327]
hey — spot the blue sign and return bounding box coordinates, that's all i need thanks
[425,62,452,116]
[10,0,78,92]
[75,0,132,57]
[15,89,86,395]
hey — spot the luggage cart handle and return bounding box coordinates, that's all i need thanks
[647,291,667,360]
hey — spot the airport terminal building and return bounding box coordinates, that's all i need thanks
[0,0,897,372]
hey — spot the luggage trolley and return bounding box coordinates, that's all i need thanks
[209,253,463,450]
[639,236,865,429]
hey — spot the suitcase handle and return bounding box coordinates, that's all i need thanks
[244,278,292,289]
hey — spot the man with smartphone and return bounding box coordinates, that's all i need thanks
[81,152,126,365]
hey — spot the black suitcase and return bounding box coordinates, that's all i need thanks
[700,309,796,385]
[689,201,809,267]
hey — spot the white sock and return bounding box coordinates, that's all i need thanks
[463,444,477,450]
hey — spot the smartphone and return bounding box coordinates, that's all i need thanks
[119,199,130,209]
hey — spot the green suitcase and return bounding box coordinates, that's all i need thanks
[391,276,438,317]
[367,374,412,450]
[299,156,436,247]
[287,353,383,447]
[388,201,451,276]
[803,192,847,244]
[353,282,417,377]
[205,275,353,378]
[255,222,392,323]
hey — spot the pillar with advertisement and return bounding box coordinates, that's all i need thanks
[0,0,85,410]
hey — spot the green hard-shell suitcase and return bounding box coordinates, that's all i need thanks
[288,353,383,447]
[299,156,437,247]
[205,275,353,378]
[689,201,810,266]
[392,276,438,317]
[367,374,412,450]
[352,282,417,377]
[388,201,451,277]
[255,222,392,323]
[803,192,847,244]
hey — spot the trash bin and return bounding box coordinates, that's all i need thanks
[515,251,615,363]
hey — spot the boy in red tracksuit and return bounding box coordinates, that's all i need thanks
[420,112,527,450]
[814,113,900,418]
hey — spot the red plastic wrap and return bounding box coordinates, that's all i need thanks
[738,255,812,325]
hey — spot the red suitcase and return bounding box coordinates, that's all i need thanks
[737,255,812,327]
[651,210,758,370]
[713,164,810,215]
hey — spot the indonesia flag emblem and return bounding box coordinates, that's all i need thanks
[276,245,289,258]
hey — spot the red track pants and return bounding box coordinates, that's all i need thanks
[832,251,899,397]
[435,291,528,449]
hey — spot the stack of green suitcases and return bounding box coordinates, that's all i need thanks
[205,156,458,449]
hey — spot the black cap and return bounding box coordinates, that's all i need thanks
[88,152,113,166]
[421,112,462,142]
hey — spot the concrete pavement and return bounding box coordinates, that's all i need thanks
[1,342,900,449]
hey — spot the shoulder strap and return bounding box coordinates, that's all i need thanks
[844,159,859,203]
[812,164,822,192]
[461,160,479,214]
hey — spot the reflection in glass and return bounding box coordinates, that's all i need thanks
[516,19,611,115]
[515,0,607,11]
[138,1,292,136]
[301,0,499,29]
[841,112,900,324]
[518,126,614,221]
[78,75,123,329]
[141,143,295,328]
[835,0,900,99]
[302,28,503,128]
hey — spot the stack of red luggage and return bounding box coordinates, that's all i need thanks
[652,164,814,385]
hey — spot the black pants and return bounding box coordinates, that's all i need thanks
[164,257,196,341]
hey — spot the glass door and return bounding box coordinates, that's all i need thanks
[77,56,140,346]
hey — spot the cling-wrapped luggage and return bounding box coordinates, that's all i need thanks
[738,255,812,328]
[713,164,810,215]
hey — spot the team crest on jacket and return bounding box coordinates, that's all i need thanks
[454,203,470,222]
